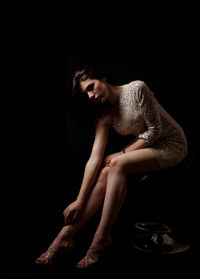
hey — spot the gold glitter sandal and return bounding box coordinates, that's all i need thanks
[35,241,75,266]
[76,240,114,269]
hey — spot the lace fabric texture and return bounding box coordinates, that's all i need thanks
[112,80,188,169]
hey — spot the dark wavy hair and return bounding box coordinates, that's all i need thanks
[72,64,108,95]
[68,64,112,126]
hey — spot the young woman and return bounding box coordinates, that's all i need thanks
[35,64,188,268]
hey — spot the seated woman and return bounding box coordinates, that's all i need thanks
[35,64,188,268]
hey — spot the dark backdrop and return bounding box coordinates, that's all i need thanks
[27,42,198,193]
[8,40,199,278]
[25,42,198,191]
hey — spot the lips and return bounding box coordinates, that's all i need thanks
[91,96,103,103]
[93,96,101,102]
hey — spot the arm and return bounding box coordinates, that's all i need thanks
[136,81,162,145]
[104,138,148,166]
[77,116,110,201]
[63,113,111,224]
[121,81,162,154]
[123,138,148,153]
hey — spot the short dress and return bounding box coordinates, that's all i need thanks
[112,80,188,170]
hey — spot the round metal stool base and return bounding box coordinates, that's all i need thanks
[132,232,190,254]
[135,221,172,233]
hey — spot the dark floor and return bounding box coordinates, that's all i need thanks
[3,169,199,278]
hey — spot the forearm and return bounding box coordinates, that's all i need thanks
[77,158,102,202]
[123,138,149,153]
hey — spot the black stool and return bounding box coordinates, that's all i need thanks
[132,150,196,254]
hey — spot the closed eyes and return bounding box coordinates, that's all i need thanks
[86,83,94,92]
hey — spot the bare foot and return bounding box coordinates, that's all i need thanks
[76,238,113,269]
[35,226,75,265]
[35,240,74,265]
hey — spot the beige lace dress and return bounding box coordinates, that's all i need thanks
[112,80,188,169]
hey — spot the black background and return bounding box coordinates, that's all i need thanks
[6,38,200,278]
[25,41,198,190]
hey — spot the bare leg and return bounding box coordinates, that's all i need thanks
[77,149,160,268]
[76,165,127,268]
[92,166,127,243]
[93,149,160,243]
[36,167,109,264]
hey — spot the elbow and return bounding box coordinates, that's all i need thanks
[154,126,163,141]
[139,128,162,145]
[149,129,163,145]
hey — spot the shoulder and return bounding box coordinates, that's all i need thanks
[124,80,149,96]
[128,80,153,103]
[129,80,149,91]
[130,80,152,95]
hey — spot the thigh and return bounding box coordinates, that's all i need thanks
[113,148,161,174]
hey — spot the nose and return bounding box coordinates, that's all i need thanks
[87,92,94,99]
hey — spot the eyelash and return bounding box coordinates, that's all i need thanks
[87,84,94,92]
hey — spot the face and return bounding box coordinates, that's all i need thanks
[80,78,108,103]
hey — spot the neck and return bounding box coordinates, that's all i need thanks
[107,84,123,106]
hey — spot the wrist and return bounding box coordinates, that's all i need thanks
[77,196,85,203]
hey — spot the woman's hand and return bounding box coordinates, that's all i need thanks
[63,199,84,225]
[104,151,123,166]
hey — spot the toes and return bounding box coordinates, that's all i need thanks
[35,258,45,264]
[77,258,86,268]
[35,252,48,263]
[36,258,44,263]
[77,257,95,268]
[76,259,84,268]
[35,257,46,264]
[37,253,46,259]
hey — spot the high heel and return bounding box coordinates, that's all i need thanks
[35,241,75,266]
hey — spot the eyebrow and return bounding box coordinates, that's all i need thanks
[82,81,93,93]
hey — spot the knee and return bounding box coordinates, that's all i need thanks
[101,166,109,176]
[96,166,109,190]
[109,158,125,174]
